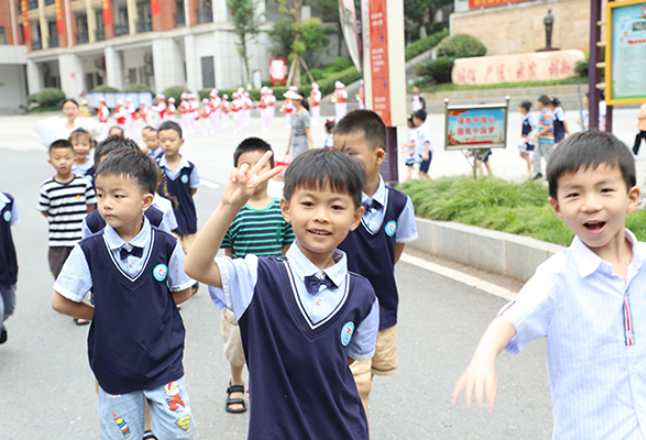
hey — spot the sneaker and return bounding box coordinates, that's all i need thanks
[533,173,543,180]
[0,326,7,344]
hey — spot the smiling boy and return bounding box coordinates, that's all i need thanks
[453,132,646,439]
[186,149,379,439]
[52,149,196,439]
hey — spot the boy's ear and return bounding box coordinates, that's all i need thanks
[280,197,291,223]
[349,206,365,231]
[142,192,154,211]
[627,186,641,214]
[180,138,185,147]
[375,147,386,166]
[548,197,564,220]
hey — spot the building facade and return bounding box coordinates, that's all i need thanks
[0,0,337,112]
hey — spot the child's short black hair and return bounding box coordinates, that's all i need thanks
[538,95,551,107]
[283,148,364,208]
[324,119,336,133]
[413,109,427,122]
[234,137,274,168]
[94,136,140,165]
[142,126,156,134]
[550,97,561,107]
[96,148,158,195]
[520,101,532,112]
[49,139,74,155]
[69,127,91,142]
[546,131,636,199]
[158,120,183,138]
[333,110,386,152]
[108,126,124,137]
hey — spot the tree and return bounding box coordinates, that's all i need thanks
[308,0,342,56]
[404,0,452,43]
[227,0,265,85]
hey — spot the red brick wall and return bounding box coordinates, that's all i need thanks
[153,0,176,31]
[0,0,17,45]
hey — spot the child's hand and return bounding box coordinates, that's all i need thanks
[221,151,283,208]
[452,358,498,410]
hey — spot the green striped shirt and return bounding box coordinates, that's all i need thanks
[222,198,295,259]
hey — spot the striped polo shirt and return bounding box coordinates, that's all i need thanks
[221,198,295,259]
[37,175,97,247]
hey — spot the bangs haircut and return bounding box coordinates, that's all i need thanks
[94,136,140,165]
[234,137,274,168]
[96,148,158,195]
[69,128,91,142]
[538,95,551,106]
[333,110,386,152]
[283,148,364,208]
[546,131,636,199]
[49,139,74,155]
[158,120,183,138]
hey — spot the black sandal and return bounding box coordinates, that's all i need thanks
[143,431,157,439]
[73,318,90,326]
[225,381,247,414]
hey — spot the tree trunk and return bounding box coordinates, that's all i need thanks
[337,25,343,57]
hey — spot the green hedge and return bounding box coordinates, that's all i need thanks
[436,34,486,59]
[416,57,455,84]
[405,30,450,61]
[28,87,66,107]
[161,86,185,104]
[90,85,120,93]
[124,83,153,92]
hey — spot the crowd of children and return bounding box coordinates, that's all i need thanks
[5,89,645,440]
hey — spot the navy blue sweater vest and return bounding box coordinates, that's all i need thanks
[158,162,197,235]
[238,257,373,440]
[338,186,408,330]
[85,206,164,235]
[0,194,18,288]
[79,228,185,394]
[85,165,95,187]
[553,118,565,143]
[522,117,533,137]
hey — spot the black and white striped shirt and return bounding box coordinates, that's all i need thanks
[37,175,97,247]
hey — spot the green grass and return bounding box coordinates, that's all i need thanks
[413,76,587,94]
[400,176,646,247]
[28,106,61,113]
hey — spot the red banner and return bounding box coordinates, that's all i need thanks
[102,0,112,26]
[369,0,391,126]
[55,0,64,34]
[21,0,30,42]
[151,0,159,15]
[469,0,532,9]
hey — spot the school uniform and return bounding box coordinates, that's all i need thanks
[54,217,195,439]
[157,155,200,253]
[519,113,536,154]
[338,176,417,377]
[81,206,169,239]
[152,193,178,232]
[146,147,164,161]
[499,230,646,439]
[416,122,433,174]
[552,106,566,143]
[72,157,95,178]
[0,192,19,331]
[210,244,378,440]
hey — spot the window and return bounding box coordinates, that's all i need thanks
[201,56,215,89]
[86,72,94,91]
[128,68,137,84]
[0,27,6,45]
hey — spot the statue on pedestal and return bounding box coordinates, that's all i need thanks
[544,9,554,50]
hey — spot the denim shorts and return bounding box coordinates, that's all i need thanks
[98,375,195,439]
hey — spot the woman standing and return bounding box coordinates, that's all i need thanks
[285,89,315,160]
[33,99,101,146]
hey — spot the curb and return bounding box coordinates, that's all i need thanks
[407,217,565,283]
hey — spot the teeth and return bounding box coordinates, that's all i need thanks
[310,230,330,235]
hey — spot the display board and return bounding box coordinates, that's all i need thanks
[444,100,510,151]
[606,0,646,105]
[468,0,532,9]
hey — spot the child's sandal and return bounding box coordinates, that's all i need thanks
[225,382,247,414]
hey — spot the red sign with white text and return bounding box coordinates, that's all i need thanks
[21,0,31,42]
[369,0,391,127]
[102,0,113,26]
[469,0,532,9]
[55,0,64,34]
[151,0,160,15]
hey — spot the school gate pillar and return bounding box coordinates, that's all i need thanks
[152,37,184,91]
[104,46,124,90]
[58,53,84,99]
[183,34,200,92]
[26,59,43,95]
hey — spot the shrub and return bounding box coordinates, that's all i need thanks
[417,57,454,83]
[330,57,353,72]
[27,87,65,107]
[161,86,186,104]
[405,30,449,61]
[317,66,362,96]
[436,34,486,59]
[90,85,120,93]
[309,68,326,80]
[124,83,153,92]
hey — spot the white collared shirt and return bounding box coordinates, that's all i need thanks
[0,192,19,226]
[158,154,200,186]
[499,230,646,439]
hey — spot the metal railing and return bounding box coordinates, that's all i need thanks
[197,7,212,24]
[175,11,186,27]
[95,29,105,41]
[136,19,152,33]
[32,40,42,50]
[76,31,89,44]
[114,23,129,36]
[47,35,58,48]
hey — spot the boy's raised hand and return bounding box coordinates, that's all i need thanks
[221,151,283,208]
[452,359,498,411]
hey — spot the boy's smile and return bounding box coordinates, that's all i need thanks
[549,163,640,256]
[281,184,363,269]
[96,174,153,240]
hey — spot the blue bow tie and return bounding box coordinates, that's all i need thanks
[304,272,336,295]
[120,244,144,261]
[363,199,381,213]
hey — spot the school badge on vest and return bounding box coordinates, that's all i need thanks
[385,220,397,237]
[153,264,168,282]
[181,175,189,184]
[3,210,11,222]
[341,321,355,347]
